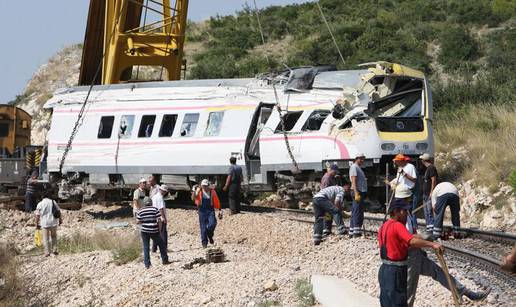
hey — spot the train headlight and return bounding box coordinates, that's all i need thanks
[381,143,395,151]
[416,143,428,150]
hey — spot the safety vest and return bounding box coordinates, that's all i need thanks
[193,189,221,210]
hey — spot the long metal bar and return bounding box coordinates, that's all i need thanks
[435,249,461,307]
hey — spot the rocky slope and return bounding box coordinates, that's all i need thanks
[15,45,82,145]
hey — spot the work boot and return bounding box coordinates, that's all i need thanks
[463,288,491,301]
[313,240,322,246]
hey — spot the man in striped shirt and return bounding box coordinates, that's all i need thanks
[312,185,346,245]
[136,197,170,268]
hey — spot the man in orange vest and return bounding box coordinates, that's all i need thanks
[192,179,223,248]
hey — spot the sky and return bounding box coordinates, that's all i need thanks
[0,0,310,104]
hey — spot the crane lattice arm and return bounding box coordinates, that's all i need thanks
[79,0,188,85]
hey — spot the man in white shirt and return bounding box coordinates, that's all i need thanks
[392,154,418,226]
[151,184,169,252]
[132,178,147,217]
[148,175,161,198]
[431,182,461,239]
[34,192,62,257]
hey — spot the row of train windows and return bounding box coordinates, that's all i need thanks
[97,109,331,139]
[97,112,223,139]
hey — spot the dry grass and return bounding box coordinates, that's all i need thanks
[435,104,516,188]
[58,231,141,265]
[0,244,22,306]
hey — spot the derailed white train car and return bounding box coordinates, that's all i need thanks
[43,62,433,203]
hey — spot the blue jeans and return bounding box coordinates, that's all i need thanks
[141,231,168,267]
[410,181,419,228]
[199,209,217,246]
[312,197,345,243]
[379,263,408,307]
[350,191,366,235]
[152,223,168,253]
[433,193,460,238]
[422,195,434,232]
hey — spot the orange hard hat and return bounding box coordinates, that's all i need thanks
[393,154,406,162]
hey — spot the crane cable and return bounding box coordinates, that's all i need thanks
[316,1,346,66]
[59,6,125,174]
[252,0,300,173]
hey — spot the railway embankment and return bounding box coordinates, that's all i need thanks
[1,205,514,306]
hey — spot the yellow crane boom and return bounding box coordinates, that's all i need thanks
[79,0,188,85]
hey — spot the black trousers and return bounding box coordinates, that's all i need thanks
[228,185,241,213]
[379,263,408,307]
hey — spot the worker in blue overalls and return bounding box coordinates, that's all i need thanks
[192,179,223,248]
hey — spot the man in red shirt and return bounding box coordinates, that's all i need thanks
[378,199,442,307]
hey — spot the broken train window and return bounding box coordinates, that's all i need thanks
[138,115,156,138]
[275,111,303,133]
[118,115,135,139]
[159,114,178,137]
[180,113,199,137]
[204,111,224,136]
[302,110,330,131]
[97,116,115,139]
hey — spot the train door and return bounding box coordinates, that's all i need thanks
[244,103,274,184]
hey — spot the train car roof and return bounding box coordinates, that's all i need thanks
[44,69,371,108]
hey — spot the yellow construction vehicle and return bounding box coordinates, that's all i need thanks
[79,0,189,85]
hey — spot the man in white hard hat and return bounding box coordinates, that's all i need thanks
[419,153,438,234]
[151,184,169,252]
[192,179,222,248]
[132,178,147,218]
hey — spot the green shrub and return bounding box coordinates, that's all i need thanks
[509,170,516,191]
[295,279,315,307]
[438,27,479,70]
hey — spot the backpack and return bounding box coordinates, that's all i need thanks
[51,200,61,219]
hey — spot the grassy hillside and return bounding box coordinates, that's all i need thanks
[185,0,516,188]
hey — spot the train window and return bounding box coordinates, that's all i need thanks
[204,112,224,136]
[138,115,156,138]
[275,111,303,133]
[97,116,114,139]
[0,123,9,137]
[118,115,135,139]
[159,114,178,137]
[302,110,330,131]
[180,113,199,137]
[21,120,29,129]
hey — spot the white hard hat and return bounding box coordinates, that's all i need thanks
[395,184,412,199]
[419,153,432,161]
[201,179,210,186]
[158,185,169,193]
[139,178,147,183]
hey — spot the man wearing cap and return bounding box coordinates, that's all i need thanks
[24,171,39,212]
[320,164,339,236]
[312,185,347,245]
[393,185,489,305]
[192,179,222,248]
[349,154,367,238]
[392,154,418,226]
[431,182,461,239]
[378,198,442,307]
[420,153,438,234]
[151,184,169,252]
[136,196,170,268]
[132,178,147,218]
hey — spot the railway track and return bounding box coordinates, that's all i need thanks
[236,204,516,289]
